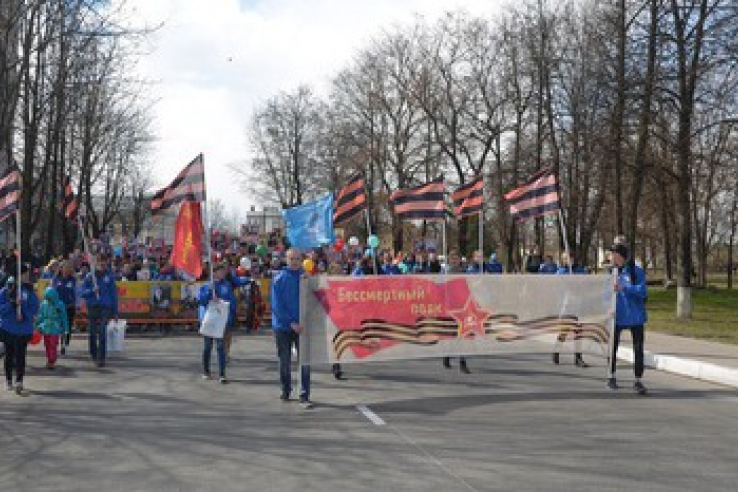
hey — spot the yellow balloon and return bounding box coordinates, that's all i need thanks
[302,258,315,272]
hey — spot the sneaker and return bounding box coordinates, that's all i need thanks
[219,376,228,384]
[280,392,290,401]
[634,381,647,396]
[14,382,24,395]
[60,347,66,356]
[574,355,589,368]
[202,373,212,380]
[5,381,12,391]
[607,378,618,390]
[442,357,451,369]
[552,353,560,365]
[460,363,471,374]
[299,397,314,409]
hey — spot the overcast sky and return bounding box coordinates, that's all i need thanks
[127,0,501,220]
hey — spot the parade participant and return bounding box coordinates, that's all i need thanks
[441,249,471,374]
[552,254,588,368]
[271,248,312,408]
[608,243,648,395]
[328,261,346,380]
[380,251,400,275]
[466,250,486,274]
[35,286,69,370]
[52,260,77,355]
[234,258,265,334]
[0,265,40,395]
[79,254,120,368]
[487,253,504,274]
[198,280,227,383]
[201,262,238,374]
[538,255,558,274]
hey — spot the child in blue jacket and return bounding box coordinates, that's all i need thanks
[35,286,70,369]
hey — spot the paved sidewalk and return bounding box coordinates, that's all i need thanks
[618,331,738,388]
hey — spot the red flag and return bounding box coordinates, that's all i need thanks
[170,201,204,278]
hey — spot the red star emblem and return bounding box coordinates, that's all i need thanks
[448,297,491,339]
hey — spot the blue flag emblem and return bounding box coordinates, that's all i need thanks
[283,194,335,249]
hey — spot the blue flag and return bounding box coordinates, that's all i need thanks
[283,194,335,249]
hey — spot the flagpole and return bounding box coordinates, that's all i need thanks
[78,205,99,298]
[364,209,376,275]
[478,211,484,274]
[15,209,21,314]
[442,217,447,276]
[201,154,214,287]
[558,209,572,273]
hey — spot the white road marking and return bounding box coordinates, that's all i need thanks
[356,404,386,426]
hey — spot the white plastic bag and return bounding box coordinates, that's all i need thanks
[199,300,230,339]
[106,319,127,352]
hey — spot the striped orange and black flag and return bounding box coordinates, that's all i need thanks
[451,174,483,218]
[390,176,446,220]
[61,174,79,222]
[333,173,366,225]
[150,154,206,216]
[504,168,560,222]
[0,163,21,225]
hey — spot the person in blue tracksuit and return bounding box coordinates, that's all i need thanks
[487,253,504,274]
[538,255,558,274]
[52,261,77,354]
[199,262,239,383]
[271,248,312,408]
[0,264,40,394]
[79,255,119,367]
[607,243,648,395]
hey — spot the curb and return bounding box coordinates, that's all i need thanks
[617,347,738,389]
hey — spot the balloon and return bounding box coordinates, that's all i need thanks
[239,256,252,270]
[30,330,42,345]
[367,234,380,248]
[302,258,315,272]
[333,237,345,251]
[348,236,359,246]
[256,244,268,256]
[236,266,247,276]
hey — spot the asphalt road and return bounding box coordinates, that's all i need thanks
[1,331,736,492]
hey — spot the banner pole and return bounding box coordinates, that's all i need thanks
[365,208,376,275]
[479,212,484,274]
[15,209,21,314]
[201,154,214,288]
[558,209,572,273]
[78,205,99,298]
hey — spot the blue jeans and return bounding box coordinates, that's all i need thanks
[88,306,112,361]
[274,329,310,399]
[203,336,226,377]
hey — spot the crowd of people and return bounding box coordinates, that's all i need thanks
[0,235,647,402]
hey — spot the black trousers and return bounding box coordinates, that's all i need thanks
[1,330,31,384]
[610,325,645,378]
[64,305,76,346]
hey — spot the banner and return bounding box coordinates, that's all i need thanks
[300,274,613,364]
[283,194,334,248]
[36,279,272,324]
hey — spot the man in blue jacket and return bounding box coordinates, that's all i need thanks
[271,248,312,408]
[0,264,40,394]
[80,255,119,367]
[52,260,77,355]
[607,243,648,395]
